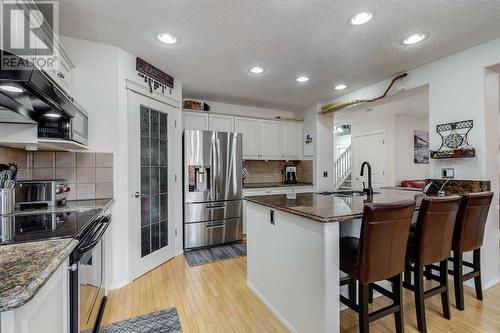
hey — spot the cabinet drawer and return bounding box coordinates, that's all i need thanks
[184,218,243,249]
[184,200,242,223]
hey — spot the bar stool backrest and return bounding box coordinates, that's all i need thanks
[453,192,493,253]
[414,196,461,266]
[356,200,416,285]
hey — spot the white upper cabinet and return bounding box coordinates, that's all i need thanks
[235,117,260,159]
[209,114,234,132]
[183,112,303,160]
[259,120,282,159]
[183,111,209,130]
[281,121,302,159]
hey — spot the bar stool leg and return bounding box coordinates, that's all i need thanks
[358,282,370,333]
[453,252,465,311]
[414,266,427,332]
[473,248,483,300]
[368,284,374,304]
[348,278,357,303]
[392,274,405,333]
[439,260,451,319]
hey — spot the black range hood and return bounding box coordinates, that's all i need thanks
[0,51,84,123]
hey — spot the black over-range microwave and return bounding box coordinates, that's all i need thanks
[0,51,89,146]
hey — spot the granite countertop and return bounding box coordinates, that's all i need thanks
[243,182,313,189]
[10,198,113,216]
[0,239,78,312]
[244,189,432,223]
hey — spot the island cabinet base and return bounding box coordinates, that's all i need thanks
[245,201,340,333]
[0,258,70,333]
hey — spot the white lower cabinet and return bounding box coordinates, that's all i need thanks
[0,258,70,333]
[242,186,313,233]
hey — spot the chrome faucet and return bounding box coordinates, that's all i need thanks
[360,161,374,198]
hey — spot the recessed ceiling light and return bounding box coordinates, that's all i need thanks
[349,12,373,26]
[249,66,264,74]
[402,33,427,45]
[0,84,24,93]
[45,112,61,119]
[334,84,347,90]
[157,33,177,45]
[296,76,309,83]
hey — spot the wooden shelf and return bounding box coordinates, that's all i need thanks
[430,148,475,159]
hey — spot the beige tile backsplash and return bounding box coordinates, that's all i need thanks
[0,147,113,200]
[243,160,313,184]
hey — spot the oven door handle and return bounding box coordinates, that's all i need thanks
[78,216,111,253]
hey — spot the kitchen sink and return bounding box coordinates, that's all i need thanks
[318,190,381,197]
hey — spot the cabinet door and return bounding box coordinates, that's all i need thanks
[259,120,282,159]
[209,114,234,132]
[281,122,302,159]
[183,112,209,130]
[235,117,260,159]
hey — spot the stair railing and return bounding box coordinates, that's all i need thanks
[333,146,352,190]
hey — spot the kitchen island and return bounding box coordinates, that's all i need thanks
[244,189,425,333]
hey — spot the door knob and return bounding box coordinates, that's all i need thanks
[134,192,142,198]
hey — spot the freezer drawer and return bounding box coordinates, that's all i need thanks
[184,200,242,223]
[184,218,243,249]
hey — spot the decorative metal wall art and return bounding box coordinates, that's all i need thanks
[430,120,475,159]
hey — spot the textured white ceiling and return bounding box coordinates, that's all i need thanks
[58,0,500,111]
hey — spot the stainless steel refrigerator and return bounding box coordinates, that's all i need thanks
[183,130,243,249]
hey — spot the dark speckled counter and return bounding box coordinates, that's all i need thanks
[0,239,78,312]
[244,189,431,223]
[10,198,113,216]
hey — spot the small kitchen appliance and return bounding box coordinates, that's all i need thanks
[15,180,70,208]
[284,166,297,184]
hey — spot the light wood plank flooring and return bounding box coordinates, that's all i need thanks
[102,255,500,332]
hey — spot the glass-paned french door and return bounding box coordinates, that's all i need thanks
[140,106,168,257]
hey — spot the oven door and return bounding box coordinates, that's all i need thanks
[79,239,104,333]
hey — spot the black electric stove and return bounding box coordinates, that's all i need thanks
[0,209,101,245]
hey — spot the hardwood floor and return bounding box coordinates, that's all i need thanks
[102,255,500,332]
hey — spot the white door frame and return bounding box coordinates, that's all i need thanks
[126,80,182,281]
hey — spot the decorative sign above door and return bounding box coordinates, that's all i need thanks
[136,57,174,94]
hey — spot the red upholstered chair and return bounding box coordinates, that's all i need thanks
[400,180,427,189]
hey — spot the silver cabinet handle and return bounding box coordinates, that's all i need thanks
[68,263,78,271]
[206,223,227,229]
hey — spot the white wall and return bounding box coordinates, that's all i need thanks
[62,36,183,290]
[296,104,334,192]
[395,115,430,184]
[320,37,500,289]
[192,100,295,119]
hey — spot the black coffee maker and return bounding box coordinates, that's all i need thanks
[284,166,297,184]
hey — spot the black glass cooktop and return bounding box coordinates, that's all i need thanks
[0,209,100,245]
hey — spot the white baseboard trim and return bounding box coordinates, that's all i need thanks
[483,278,500,291]
[246,280,298,333]
[108,279,129,291]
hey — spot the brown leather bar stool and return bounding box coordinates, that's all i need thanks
[450,192,493,310]
[403,196,461,333]
[340,200,416,333]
